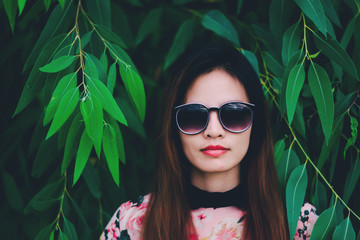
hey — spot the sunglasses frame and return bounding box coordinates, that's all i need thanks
[174,101,255,135]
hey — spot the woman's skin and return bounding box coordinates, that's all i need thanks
[179,69,252,193]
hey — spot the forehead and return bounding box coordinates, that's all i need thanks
[184,69,249,106]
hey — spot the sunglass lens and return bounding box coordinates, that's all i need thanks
[177,105,208,134]
[220,103,252,132]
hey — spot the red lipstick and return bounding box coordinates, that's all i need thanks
[201,145,229,157]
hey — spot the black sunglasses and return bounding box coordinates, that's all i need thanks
[174,101,255,135]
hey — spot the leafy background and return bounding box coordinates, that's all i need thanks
[0,0,360,239]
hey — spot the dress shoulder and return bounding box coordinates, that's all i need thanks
[100,194,150,240]
[294,202,318,240]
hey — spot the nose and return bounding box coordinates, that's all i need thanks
[203,111,226,138]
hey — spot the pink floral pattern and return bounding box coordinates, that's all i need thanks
[100,195,317,240]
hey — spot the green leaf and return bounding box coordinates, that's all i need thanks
[2,171,24,212]
[274,139,285,166]
[333,217,356,240]
[73,130,93,185]
[135,8,162,46]
[310,206,337,240]
[263,52,285,77]
[237,0,244,14]
[97,25,127,49]
[314,180,327,213]
[109,117,126,164]
[286,63,305,124]
[320,0,341,28]
[34,223,55,240]
[340,17,356,49]
[308,62,334,144]
[295,0,327,35]
[107,43,138,72]
[343,157,360,203]
[277,149,300,193]
[164,19,197,70]
[119,65,146,122]
[103,124,119,186]
[202,10,240,46]
[3,0,17,33]
[286,164,308,238]
[39,55,76,73]
[314,33,359,80]
[50,230,54,240]
[24,179,62,214]
[241,50,260,77]
[46,87,79,139]
[107,63,116,94]
[100,50,108,72]
[14,34,70,116]
[82,162,102,199]
[23,3,75,72]
[63,216,78,240]
[59,231,70,240]
[282,22,301,65]
[84,54,99,81]
[58,0,65,9]
[43,72,77,125]
[87,53,108,84]
[31,138,57,178]
[76,31,92,54]
[87,0,111,29]
[18,0,26,15]
[87,76,127,125]
[62,113,82,174]
[344,115,358,158]
[44,0,51,11]
[80,94,103,158]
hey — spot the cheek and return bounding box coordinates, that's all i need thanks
[179,134,198,157]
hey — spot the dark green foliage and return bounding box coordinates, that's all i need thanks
[1,0,359,238]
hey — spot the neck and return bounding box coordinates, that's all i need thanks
[190,166,240,192]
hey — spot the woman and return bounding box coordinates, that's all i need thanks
[100,44,317,239]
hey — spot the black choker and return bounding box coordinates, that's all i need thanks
[186,183,248,210]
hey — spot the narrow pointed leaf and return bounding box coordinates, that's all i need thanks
[59,231,70,240]
[343,157,360,203]
[314,180,327,213]
[39,55,76,73]
[286,63,305,124]
[277,149,300,192]
[202,10,240,46]
[242,50,260,76]
[97,25,127,49]
[86,77,127,125]
[82,162,101,199]
[103,124,119,186]
[282,22,301,65]
[44,0,51,11]
[100,50,108,72]
[107,63,116,94]
[73,130,93,185]
[85,53,107,84]
[333,217,356,240]
[295,0,327,35]
[109,118,126,164]
[18,0,26,15]
[2,171,24,212]
[320,0,341,28]
[76,31,92,54]
[286,164,308,238]
[14,34,69,116]
[314,33,359,80]
[119,65,146,122]
[164,19,196,70]
[46,87,79,139]
[135,8,162,46]
[3,0,17,32]
[274,139,285,166]
[34,223,55,240]
[62,113,82,175]
[107,43,138,72]
[80,95,103,158]
[308,62,334,144]
[23,3,75,72]
[310,206,337,240]
[58,0,65,9]
[63,216,78,240]
[344,116,358,158]
[44,73,77,125]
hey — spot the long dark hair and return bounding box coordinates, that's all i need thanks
[142,43,289,240]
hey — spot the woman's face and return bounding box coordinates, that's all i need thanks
[179,69,252,189]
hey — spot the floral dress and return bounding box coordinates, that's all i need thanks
[100,184,318,240]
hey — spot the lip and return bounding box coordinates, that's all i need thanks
[201,145,229,157]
